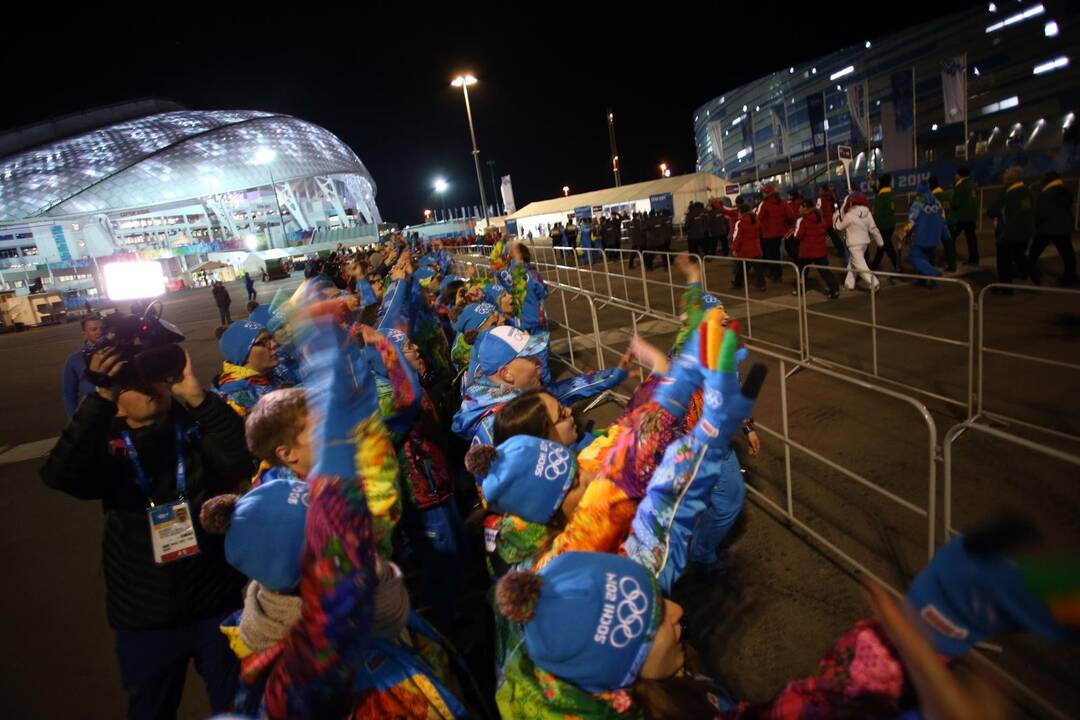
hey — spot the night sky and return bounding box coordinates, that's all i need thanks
[5,3,974,225]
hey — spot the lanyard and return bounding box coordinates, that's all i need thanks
[121,426,186,507]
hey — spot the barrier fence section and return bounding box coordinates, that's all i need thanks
[942,419,1080,720]
[744,345,938,575]
[799,264,976,417]
[700,254,806,360]
[976,283,1080,443]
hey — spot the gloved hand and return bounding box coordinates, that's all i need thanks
[655,317,749,418]
[300,319,379,478]
[691,311,767,446]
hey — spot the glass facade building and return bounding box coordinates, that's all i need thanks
[693,2,1079,191]
[0,104,381,286]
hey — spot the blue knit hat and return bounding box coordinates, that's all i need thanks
[248,304,272,326]
[498,552,662,692]
[219,320,266,365]
[484,283,508,305]
[220,479,309,592]
[475,325,547,376]
[480,436,576,523]
[906,535,1075,658]
[702,293,723,310]
[415,265,437,280]
[439,275,465,293]
[454,302,497,336]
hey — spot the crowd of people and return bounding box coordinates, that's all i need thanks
[538,169,1076,298]
[46,230,1078,720]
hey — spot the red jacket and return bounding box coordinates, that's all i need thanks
[732,214,762,258]
[794,212,829,259]
[757,196,795,238]
[787,199,803,222]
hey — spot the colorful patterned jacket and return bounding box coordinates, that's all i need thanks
[498,260,548,332]
[212,362,283,417]
[222,609,471,720]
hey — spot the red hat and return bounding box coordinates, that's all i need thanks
[849,193,869,207]
[762,184,776,195]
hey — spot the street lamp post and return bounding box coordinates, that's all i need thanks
[562,186,570,197]
[451,75,490,223]
[486,159,499,216]
[607,109,621,187]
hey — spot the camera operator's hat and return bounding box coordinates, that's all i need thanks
[220,320,266,365]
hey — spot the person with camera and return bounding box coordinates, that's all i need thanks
[62,313,105,417]
[41,339,253,720]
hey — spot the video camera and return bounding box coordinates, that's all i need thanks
[83,301,187,389]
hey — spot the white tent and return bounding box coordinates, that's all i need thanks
[506,172,736,238]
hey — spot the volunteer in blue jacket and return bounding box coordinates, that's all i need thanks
[452,325,630,447]
[62,313,105,416]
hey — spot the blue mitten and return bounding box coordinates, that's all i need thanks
[692,321,766,446]
[300,319,379,478]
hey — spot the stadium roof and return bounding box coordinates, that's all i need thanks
[0,109,377,222]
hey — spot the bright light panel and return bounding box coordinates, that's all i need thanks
[104,261,166,301]
[986,3,1044,32]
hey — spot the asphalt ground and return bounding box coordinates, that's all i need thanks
[0,252,1077,718]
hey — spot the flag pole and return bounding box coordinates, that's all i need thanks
[911,66,918,166]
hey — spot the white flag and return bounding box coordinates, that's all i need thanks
[941,55,966,126]
[770,107,789,156]
[500,175,517,215]
[847,80,870,141]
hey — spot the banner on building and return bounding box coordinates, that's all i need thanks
[500,175,517,215]
[890,69,915,132]
[706,120,725,165]
[847,81,870,143]
[770,106,789,156]
[941,55,967,126]
[806,94,826,153]
[881,99,914,170]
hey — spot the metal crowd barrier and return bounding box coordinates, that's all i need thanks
[743,344,939,574]
[941,418,1079,720]
[976,283,1080,443]
[799,263,976,417]
[700,254,806,360]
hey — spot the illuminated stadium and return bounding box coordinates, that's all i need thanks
[0,99,381,289]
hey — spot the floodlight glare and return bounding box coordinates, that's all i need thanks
[104,261,167,301]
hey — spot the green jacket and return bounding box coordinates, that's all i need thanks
[932,188,951,221]
[989,182,1036,245]
[872,188,896,231]
[1036,180,1075,236]
[950,177,978,223]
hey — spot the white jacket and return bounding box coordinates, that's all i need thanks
[834,205,884,248]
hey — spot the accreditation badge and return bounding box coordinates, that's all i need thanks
[147,501,201,564]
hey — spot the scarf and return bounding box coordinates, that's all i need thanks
[239,556,410,653]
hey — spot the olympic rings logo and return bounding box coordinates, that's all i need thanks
[542,446,571,482]
[476,303,495,316]
[609,576,649,648]
[704,386,722,410]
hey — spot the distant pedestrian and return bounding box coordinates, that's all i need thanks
[243,272,256,302]
[987,166,1034,286]
[212,281,233,326]
[1029,171,1077,286]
